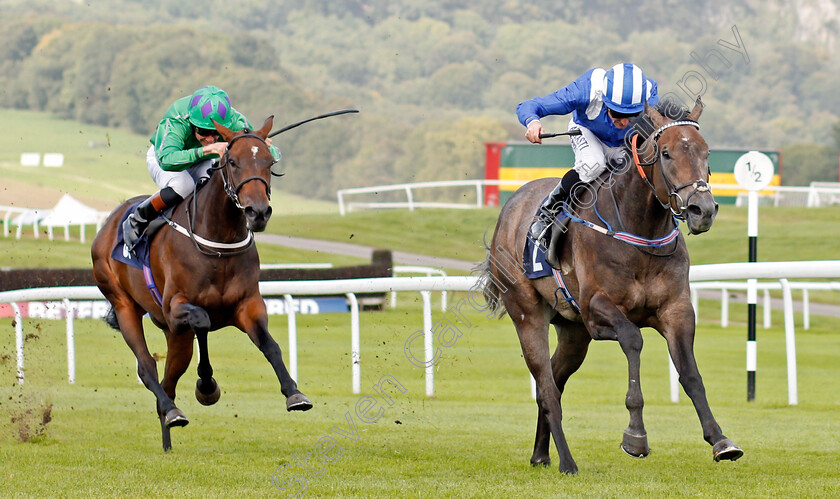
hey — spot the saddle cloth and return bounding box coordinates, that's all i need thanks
[110,202,153,271]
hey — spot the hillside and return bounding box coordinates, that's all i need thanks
[2,0,840,197]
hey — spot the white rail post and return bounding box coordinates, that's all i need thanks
[405,186,415,212]
[12,303,24,385]
[669,356,680,403]
[691,288,699,323]
[63,299,76,384]
[284,295,298,382]
[530,374,536,400]
[338,191,346,216]
[475,181,483,208]
[720,288,729,328]
[779,279,798,405]
[346,293,361,394]
[421,290,434,396]
[802,288,810,330]
[763,289,772,328]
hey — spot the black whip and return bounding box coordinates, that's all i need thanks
[268,109,359,138]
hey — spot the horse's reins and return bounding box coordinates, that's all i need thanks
[630,120,711,219]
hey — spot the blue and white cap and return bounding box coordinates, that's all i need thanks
[603,63,651,114]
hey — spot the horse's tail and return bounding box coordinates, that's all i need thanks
[473,239,507,319]
[102,306,121,331]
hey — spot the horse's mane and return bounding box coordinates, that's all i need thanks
[629,96,690,143]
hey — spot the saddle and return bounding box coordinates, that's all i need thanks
[523,205,571,280]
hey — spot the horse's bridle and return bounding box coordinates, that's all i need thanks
[180,130,274,257]
[631,120,711,219]
[216,131,273,209]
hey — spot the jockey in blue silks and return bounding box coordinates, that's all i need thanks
[516,63,660,248]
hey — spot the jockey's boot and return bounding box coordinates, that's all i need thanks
[528,169,582,249]
[122,191,167,251]
[529,182,567,249]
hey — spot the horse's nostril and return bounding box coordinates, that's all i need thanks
[244,206,257,219]
[687,205,703,218]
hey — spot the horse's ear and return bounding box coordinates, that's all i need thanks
[687,97,704,122]
[645,102,667,128]
[213,120,236,142]
[255,115,274,140]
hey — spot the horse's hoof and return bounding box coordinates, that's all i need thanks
[558,462,578,475]
[195,378,221,406]
[286,393,313,412]
[530,456,551,467]
[713,439,744,462]
[165,408,189,428]
[621,430,650,458]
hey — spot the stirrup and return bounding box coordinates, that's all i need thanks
[529,215,553,249]
[122,213,147,251]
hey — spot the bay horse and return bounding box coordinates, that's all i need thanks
[479,98,742,473]
[91,117,312,451]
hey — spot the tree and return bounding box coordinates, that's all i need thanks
[779,143,838,185]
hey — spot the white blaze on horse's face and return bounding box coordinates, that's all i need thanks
[251,146,259,159]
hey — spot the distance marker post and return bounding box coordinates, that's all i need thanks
[734,151,774,401]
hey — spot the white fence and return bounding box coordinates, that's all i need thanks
[1,204,110,242]
[336,180,840,215]
[690,281,840,330]
[336,180,525,216]
[730,182,840,207]
[391,266,448,311]
[3,262,840,404]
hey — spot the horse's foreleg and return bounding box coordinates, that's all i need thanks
[532,321,591,467]
[660,304,743,461]
[236,297,312,412]
[586,293,649,458]
[194,330,221,406]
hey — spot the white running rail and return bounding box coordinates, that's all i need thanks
[3,262,840,404]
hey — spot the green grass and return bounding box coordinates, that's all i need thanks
[2,110,839,497]
[1,298,838,497]
[269,203,840,270]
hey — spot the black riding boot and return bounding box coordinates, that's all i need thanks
[123,195,161,251]
[528,169,582,248]
[122,188,182,251]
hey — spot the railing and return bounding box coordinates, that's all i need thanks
[336,180,526,216]
[3,261,840,404]
[391,266,448,311]
[335,181,840,216]
[725,183,840,207]
[1,204,110,242]
[690,281,840,330]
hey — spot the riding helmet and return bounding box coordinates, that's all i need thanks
[603,63,650,115]
[188,86,234,129]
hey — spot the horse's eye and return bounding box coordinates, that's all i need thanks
[661,149,671,160]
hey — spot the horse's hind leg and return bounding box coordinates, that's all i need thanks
[194,330,221,406]
[510,306,578,474]
[659,303,743,461]
[532,321,591,467]
[236,297,312,411]
[586,293,650,458]
[110,300,182,427]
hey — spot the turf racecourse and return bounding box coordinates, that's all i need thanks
[1,297,838,497]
